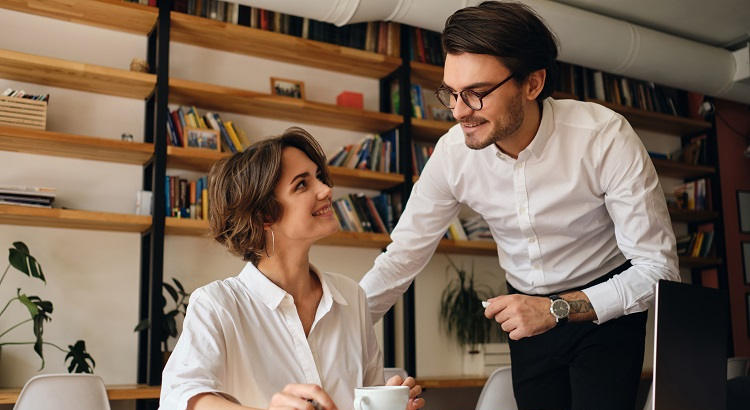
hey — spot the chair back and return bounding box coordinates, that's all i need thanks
[475,366,517,410]
[14,374,111,410]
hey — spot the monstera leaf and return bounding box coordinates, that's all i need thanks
[65,340,95,373]
[8,242,45,283]
[17,290,54,368]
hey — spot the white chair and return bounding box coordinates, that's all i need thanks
[475,366,518,410]
[384,367,408,382]
[14,374,111,410]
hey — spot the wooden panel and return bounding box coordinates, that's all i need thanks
[0,49,156,99]
[165,217,211,236]
[0,0,157,35]
[169,78,402,133]
[166,147,403,189]
[651,158,715,179]
[416,376,487,389]
[0,125,153,164]
[0,384,160,404]
[411,61,444,89]
[412,118,454,141]
[0,204,151,232]
[170,12,401,79]
[679,256,723,269]
[669,208,719,223]
[317,231,392,249]
[586,99,711,135]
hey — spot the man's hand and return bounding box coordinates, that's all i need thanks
[484,294,556,340]
[385,375,425,410]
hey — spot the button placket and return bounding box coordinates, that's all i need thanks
[280,296,322,385]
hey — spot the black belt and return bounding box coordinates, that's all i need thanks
[507,260,632,297]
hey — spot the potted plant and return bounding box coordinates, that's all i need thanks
[439,257,502,375]
[0,241,95,373]
[134,277,190,365]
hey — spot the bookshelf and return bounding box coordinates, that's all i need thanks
[0,204,151,232]
[0,384,161,404]
[0,49,156,99]
[168,77,403,133]
[585,99,712,135]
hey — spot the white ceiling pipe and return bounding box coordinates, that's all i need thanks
[235,0,750,104]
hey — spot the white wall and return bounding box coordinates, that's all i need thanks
[0,7,501,402]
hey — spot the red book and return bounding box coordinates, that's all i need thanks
[170,110,184,147]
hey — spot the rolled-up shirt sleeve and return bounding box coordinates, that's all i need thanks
[360,137,460,322]
[582,113,680,324]
[159,289,238,410]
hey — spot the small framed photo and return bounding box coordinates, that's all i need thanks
[183,127,220,151]
[743,242,750,285]
[738,190,750,233]
[428,104,455,122]
[270,77,305,99]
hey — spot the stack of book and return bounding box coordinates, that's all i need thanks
[676,223,715,258]
[328,131,400,173]
[165,176,208,219]
[2,88,49,102]
[333,192,401,234]
[167,106,251,153]
[462,215,493,241]
[127,0,400,57]
[0,186,56,208]
[672,178,710,211]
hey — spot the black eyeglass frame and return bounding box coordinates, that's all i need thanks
[435,73,515,111]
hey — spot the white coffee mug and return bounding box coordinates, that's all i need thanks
[353,386,409,410]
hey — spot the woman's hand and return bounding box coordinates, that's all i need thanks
[385,375,425,410]
[268,384,338,410]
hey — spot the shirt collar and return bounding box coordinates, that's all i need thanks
[239,262,348,311]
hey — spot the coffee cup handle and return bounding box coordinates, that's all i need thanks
[353,397,365,410]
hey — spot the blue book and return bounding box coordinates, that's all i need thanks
[165,176,170,213]
[211,113,237,153]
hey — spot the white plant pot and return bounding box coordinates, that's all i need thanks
[462,345,485,376]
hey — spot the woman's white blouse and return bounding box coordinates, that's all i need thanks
[160,262,384,410]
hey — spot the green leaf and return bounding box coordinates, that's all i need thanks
[172,278,186,294]
[9,242,45,283]
[163,283,178,304]
[134,319,150,332]
[65,340,95,373]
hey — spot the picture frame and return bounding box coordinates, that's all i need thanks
[739,190,750,233]
[743,242,750,285]
[183,127,220,151]
[270,77,306,100]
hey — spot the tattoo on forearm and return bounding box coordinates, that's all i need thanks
[568,300,593,314]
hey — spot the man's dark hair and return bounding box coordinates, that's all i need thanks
[442,1,559,102]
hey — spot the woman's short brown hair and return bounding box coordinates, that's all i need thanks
[442,1,559,102]
[208,127,331,264]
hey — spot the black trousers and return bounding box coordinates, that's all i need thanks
[506,262,648,410]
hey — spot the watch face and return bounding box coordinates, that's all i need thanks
[551,299,569,318]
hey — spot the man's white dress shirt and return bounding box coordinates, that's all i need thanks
[361,98,680,324]
[160,263,383,410]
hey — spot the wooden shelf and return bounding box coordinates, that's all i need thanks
[410,61,444,89]
[412,118,455,141]
[166,146,403,190]
[0,125,153,164]
[651,158,715,179]
[1,0,157,35]
[0,204,151,233]
[169,77,402,133]
[669,208,719,223]
[0,49,155,99]
[0,384,160,404]
[170,12,401,79]
[165,218,496,255]
[679,256,723,269]
[416,376,487,389]
[586,99,711,135]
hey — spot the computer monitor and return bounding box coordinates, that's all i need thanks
[651,280,728,410]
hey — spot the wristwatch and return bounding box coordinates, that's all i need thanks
[549,294,570,326]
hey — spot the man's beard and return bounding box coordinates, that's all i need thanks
[463,92,525,150]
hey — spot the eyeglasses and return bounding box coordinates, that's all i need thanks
[435,73,515,111]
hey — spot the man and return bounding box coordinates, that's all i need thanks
[360,2,680,409]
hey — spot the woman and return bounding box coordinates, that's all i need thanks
[160,127,424,410]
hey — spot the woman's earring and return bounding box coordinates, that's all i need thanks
[265,229,275,257]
